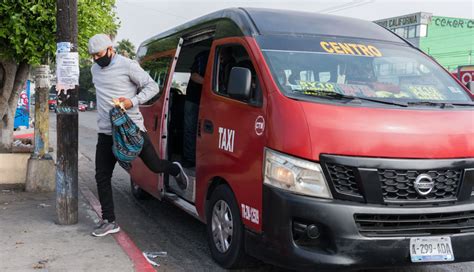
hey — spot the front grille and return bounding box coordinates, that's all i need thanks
[326,163,361,197]
[379,169,462,203]
[355,211,474,237]
[322,155,473,205]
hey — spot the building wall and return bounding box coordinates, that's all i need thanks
[374,12,432,48]
[419,16,474,71]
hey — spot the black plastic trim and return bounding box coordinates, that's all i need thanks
[320,154,474,170]
[459,168,474,201]
[243,185,474,270]
[320,154,474,206]
[357,168,384,204]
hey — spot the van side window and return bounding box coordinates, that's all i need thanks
[141,56,173,105]
[214,45,262,106]
[170,72,191,95]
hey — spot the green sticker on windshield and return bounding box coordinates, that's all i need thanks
[300,81,337,93]
[374,91,411,99]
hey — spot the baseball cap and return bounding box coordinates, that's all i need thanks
[88,34,113,54]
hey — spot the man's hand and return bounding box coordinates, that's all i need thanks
[118,97,133,110]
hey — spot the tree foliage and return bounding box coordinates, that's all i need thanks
[115,39,136,58]
[0,0,119,151]
[0,0,119,64]
[79,59,95,101]
[77,0,120,59]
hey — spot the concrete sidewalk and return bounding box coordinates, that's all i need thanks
[0,189,134,272]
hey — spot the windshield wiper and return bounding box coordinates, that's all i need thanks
[301,90,409,107]
[407,101,474,108]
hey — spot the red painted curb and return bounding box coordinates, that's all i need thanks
[14,133,34,139]
[80,186,157,272]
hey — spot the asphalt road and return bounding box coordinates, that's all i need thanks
[49,111,473,272]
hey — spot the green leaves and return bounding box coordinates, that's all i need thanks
[0,0,119,65]
[115,39,135,58]
[77,0,119,59]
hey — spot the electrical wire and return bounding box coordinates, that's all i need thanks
[326,0,375,13]
[120,1,189,20]
[317,0,374,14]
[317,1,362,13]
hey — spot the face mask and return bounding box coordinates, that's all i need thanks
[95,48,112,68]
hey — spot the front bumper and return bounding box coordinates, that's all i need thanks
[245,185,474,271]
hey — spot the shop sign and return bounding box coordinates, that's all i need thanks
[375,12,432,28]
[433,17,474,29]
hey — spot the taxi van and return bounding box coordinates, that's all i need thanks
[131,8,474,270]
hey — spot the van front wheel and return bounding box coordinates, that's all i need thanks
[206,185,249,269]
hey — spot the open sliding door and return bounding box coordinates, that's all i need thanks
[157,38,184,199]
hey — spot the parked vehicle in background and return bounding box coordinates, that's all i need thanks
[48,93,57,112]
[452,65,474,91]
[132,8,474,271]
[78,101,88,111]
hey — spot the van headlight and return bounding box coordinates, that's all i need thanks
[264,148,332,199]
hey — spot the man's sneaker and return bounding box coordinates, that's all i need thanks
[173,162,189,190]
[91,220,120,237]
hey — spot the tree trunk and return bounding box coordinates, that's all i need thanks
[0,59,30,152]
[0,108,15,152]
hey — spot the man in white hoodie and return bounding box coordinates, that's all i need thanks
[88,33,188,237]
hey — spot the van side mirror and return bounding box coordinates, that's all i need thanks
[227,67,251,100]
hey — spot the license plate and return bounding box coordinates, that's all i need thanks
[410,236,454,263]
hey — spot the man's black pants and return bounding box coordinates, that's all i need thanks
[95,132,179,222]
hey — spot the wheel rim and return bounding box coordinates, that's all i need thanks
[211,200,233,253]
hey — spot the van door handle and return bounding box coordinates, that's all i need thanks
[203,119,213,134]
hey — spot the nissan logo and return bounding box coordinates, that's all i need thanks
[414,174,435,196]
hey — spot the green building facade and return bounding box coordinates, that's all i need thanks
[375,13,474,71]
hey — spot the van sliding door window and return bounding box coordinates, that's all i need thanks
[141,56,173,105]
[214,45,262,106]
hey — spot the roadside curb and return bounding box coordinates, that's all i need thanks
[14,133,34,139]
[79,185,156,272]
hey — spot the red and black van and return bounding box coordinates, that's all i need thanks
[131,8,474,270]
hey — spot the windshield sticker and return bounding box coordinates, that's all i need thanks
[448,86,463,94]
[407,85,445,100]
[299,81,337,92]
[320,41,382,57]
[374,90,411,99]
[299,80,379,98]
[338,84,376,97]
[292,80,452,102]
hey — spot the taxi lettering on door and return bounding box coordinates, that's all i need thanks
[218,127,235,152]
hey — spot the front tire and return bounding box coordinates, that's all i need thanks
[130,179,149,200]
[206,185,249,269]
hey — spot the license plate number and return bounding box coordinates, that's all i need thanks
[410,236,454,263]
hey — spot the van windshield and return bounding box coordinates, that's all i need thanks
[260,36,473,105]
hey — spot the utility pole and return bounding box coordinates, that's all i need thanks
[56,0,79,225]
